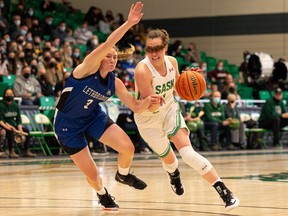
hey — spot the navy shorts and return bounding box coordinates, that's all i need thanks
[54,110,114,155]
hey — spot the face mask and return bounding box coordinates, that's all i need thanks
[4,96,14,102]
[217,66,223,71]
[124,76,129,82]
[47,20,53,25]
[23,73,30,79]
[0,3,4,8]
[92,39,98,45]
[49,62,57,68]
[28,10,33,16]
[14,20,21,26]
[174,95,180,101]
[74,52,80,58]
[126,59,133,64]
[44,56,51,62]
[31,65,38,75]
[201,67,207,72]
[5,38,10,43]
[59,26,66,32]
[213,97,220,104]
[229,87,236,93]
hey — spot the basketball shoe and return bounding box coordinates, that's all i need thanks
[213,181,240,211]
[168,168,184,195]
[115,171,147,190]
[97,188,119,211]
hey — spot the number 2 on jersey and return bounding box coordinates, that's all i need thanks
[84,99,93,109]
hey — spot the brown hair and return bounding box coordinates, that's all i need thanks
[146,29,169,46]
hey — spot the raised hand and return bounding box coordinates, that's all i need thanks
[127,2,144,26]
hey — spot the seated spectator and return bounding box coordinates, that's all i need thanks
[224,94,246,150]
[9,14,22,40]
[13,66,43,105]
[0,52,8,80]
[258,88,288,148]
[22,7,36,29]
[185,42,201,66]
[207,61,229,90]
[64,28,76,45]
[86,35,99,54]
[179,101,209,151]
[73,21,93,45]
[60,41,73,70]
[44,57,64,88]
[72,47,83,68]
[41,0,56,13]
[51,21,67,45]
[40,15,54,36]
[0,9,9,35]
[7,51,18,75]
[202,91,232,150]
[0,88,36,158]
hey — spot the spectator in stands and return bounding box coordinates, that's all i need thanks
[207,60,229,90]
[105,10,115,24]
[13,65,43,105]
[60,41,73,69]
[167,39,185,60]
[51,37,61,51]
[98,16,112,35]
[7,51,18,75]
[37,64,54,97]
[0,9,8,35]
[258,88,288,148]
[73,21,93,45]
[64,28,77,45]
[40,15,54,36]
[23,41,35,64]
[224,94,246,150]
[33,36,42,56]
[221,74,235,99]
[30,17,43,38]
[0,88,36,158]
[72,47,82,68]
[86,35,99,54]
[30,58,38,76]
[0,52,8,80]
[203,91,232,150]
[41,0,56,13]
[121,55,137,79]
[37,50,52,74]
[0,0,7,18]
[44,57,64,88]
[239,51,250,85]
[112,13,125,30]
[22,7,36,29]
[51,21,67,45]
[84,6,100,29]
[185,42,201,66]
[9,14,22,40]
[179,101,209,151]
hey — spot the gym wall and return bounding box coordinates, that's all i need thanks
[55,0,288,65]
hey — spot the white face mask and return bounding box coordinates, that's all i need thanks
[14,20,21,26]
[126,59,133,64]
[92,39,98,45]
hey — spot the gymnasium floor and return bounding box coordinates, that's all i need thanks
[0,148,287,216]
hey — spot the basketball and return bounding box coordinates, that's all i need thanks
[175,70,206,101]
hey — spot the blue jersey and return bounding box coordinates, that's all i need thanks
[54,71,116,152]
[56,71,115,118]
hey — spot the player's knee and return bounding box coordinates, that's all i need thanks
[179,146,212,175]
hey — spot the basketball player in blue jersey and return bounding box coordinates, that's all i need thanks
[134,29,239,211]
[54,2,164,211]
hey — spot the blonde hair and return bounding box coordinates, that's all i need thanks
[116,44,135,60]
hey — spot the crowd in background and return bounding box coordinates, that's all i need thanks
[0,0,287,157]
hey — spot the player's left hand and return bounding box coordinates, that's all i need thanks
[188,67,203,73]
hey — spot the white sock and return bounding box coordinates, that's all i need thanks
[96,186,106,195]
[118,166,130,175]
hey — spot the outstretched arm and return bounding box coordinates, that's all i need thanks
[115,78,164,114]
[73,2,144,78]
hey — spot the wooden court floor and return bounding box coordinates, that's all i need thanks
[0,148,287,216]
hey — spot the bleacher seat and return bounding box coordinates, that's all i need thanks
[2,74,16,88]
